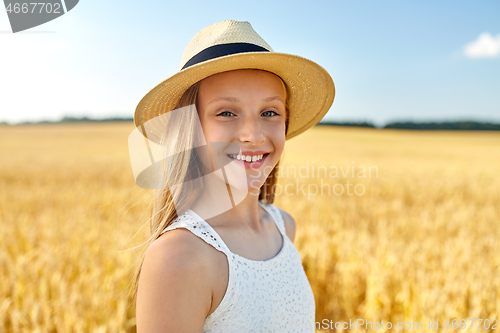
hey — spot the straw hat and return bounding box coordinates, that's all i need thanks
[134,20,335,141]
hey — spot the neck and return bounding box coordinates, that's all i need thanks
[188,173,266,232]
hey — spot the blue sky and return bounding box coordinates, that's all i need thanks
[1,0,499,126]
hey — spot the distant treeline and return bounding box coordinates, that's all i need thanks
[318,121,376,128]
[2,117,500,131]
[318,120,500,131]
[60,116,134,123]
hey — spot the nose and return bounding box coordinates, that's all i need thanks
[237,115,265,145]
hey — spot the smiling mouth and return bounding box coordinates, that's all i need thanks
[227,153,270,162]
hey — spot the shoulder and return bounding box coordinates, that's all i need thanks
[136,228,214,332]
[145,228,211,269]
[275,206,296,244]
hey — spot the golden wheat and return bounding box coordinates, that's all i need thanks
[0,123,499,332]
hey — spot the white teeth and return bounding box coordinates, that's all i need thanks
[228,154,266,162]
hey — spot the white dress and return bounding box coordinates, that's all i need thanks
[161,201,316,332]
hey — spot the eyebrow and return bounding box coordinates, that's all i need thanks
[264,95,284,103]
[208,95,284,105]
[208,96,239,105]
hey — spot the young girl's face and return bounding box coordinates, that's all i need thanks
[196,69,287,193]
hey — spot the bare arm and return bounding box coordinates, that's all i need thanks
[278,208,296,244]
[136,229,213,333]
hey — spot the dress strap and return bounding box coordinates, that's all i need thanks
[161,212,232,256]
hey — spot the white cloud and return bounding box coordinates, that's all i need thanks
[463,32,500,59]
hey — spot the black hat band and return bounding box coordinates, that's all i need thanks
[181,42,270,70]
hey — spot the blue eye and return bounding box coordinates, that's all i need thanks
[262,110,279,117]
[217,110,279,117]
[218,111,234,117]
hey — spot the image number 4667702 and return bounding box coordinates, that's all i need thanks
[3,0,79,33]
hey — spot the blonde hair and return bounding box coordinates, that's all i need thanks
[131,71,289,306]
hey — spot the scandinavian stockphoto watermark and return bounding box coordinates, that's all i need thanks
[128,103,379,219]
[3,0,79,33]
[249,161,379,199]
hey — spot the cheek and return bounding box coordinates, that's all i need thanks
[199,117,224,142]
[268,122,286,154]
[273,120,287,140]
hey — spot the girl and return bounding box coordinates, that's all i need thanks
[129,20,335,332]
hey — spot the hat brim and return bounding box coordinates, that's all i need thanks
[134,52,335,141]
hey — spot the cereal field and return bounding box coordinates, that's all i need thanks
[1,122,499,332]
